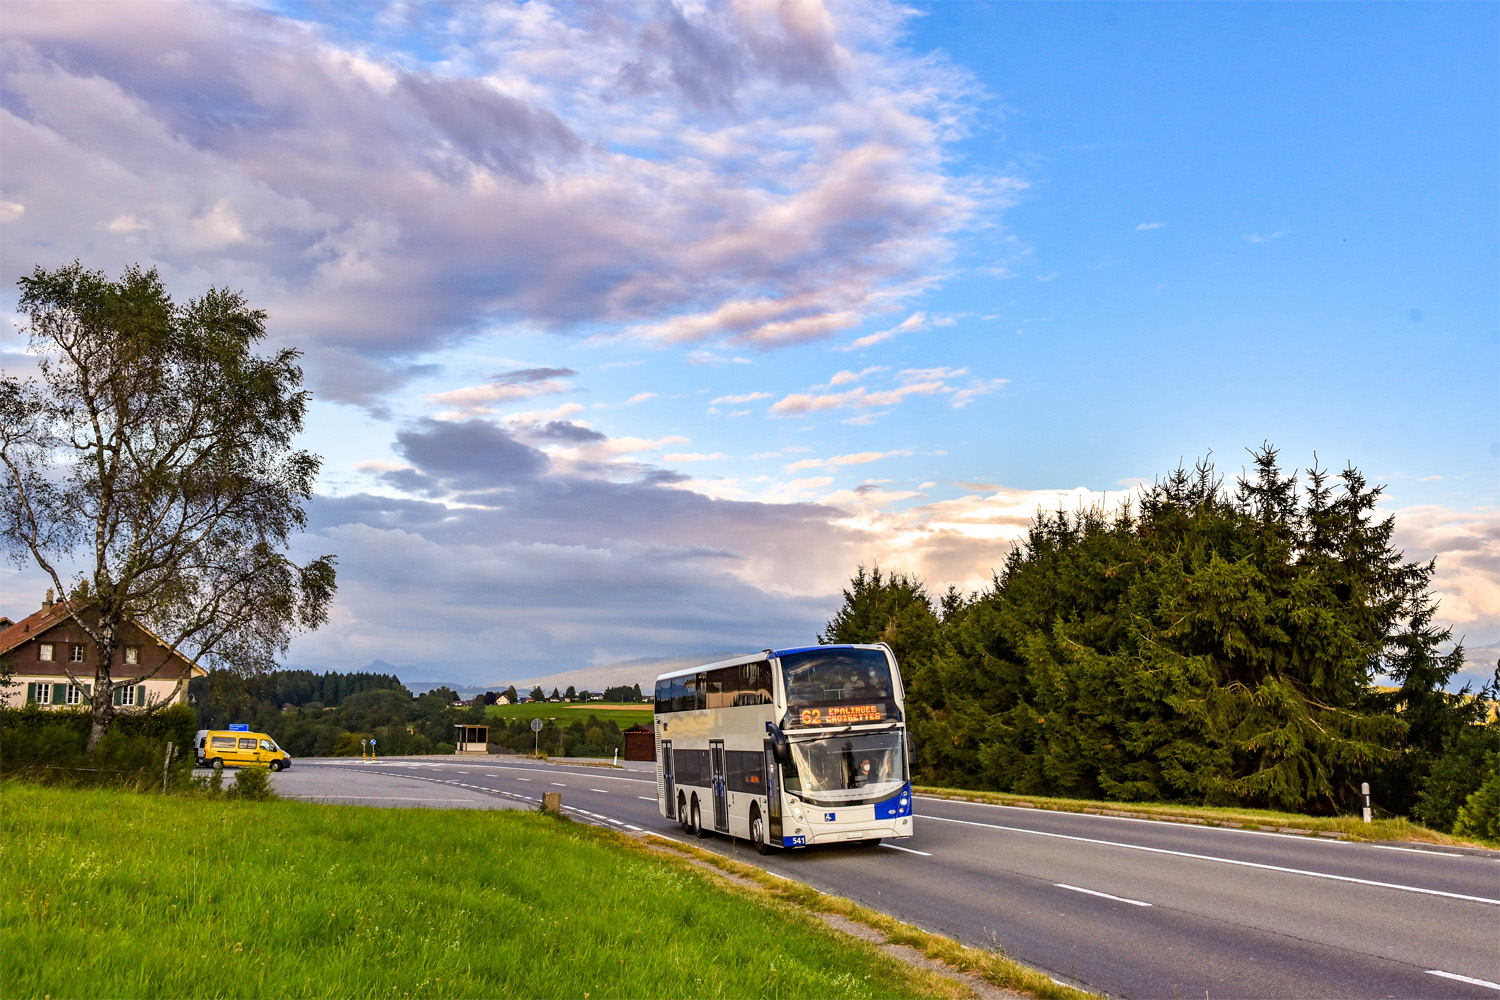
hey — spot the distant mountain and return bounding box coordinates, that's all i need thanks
[499,652,739,697]
[282,651,745,700]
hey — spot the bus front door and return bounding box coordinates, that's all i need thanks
[662,740,676,820]
[763,739,782,843]
[710,739,729,833]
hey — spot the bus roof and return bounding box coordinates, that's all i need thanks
[652,643,887,683]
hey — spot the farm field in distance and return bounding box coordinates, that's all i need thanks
[487,701,654,729]
[1,782,962,1000]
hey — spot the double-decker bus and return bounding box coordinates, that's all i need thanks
[653,643,913,852]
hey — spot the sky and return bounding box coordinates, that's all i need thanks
[2,1,1495,687]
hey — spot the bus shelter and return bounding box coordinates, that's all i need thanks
[454,724,489,755]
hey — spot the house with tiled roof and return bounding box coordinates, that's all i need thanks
[0,589,205,710]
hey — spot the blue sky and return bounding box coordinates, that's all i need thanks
[2,1,1495,686]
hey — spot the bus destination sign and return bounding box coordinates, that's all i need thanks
[799,704,883,726]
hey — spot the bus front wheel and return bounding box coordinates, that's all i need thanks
[678,793,690,833]
[750,806,771,855]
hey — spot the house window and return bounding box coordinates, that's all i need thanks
[118,685,136,707]
[38,643,54,661]
[66,685,83,706]
[124,646,139,665]
[35,683,52,705]
[69,644,84,663]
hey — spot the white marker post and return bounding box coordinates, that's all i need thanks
[1362,782,1372,823]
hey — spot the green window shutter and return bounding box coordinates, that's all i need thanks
[137,685,146,706]
[53,683,66,704]
[26,682,35,703]
[113,687,122,707]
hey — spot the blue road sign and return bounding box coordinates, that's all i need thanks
[228,723,250,731]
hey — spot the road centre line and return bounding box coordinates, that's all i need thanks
[1055,883,1151,907]
[551,782,567,787]
[515,777,530,781]
[880,843,932,856]
[922,815,1500,905]
[1427,971,1500,991]
[638,796,656,801]
[591,788,610,793]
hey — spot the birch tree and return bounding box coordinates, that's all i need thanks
[1,262,336,752]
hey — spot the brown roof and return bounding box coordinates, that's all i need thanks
[0,602,78,656]
[0,601,207,677]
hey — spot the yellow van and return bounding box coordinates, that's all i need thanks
[200,731,292,771]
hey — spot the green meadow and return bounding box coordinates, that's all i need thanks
[488,701,654,730]
[1,783,956,1000]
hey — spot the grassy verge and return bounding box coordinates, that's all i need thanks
[488,702,654,729]
[649,837,1096,1000]
[912,785,1494,848]
[1,782,967,1000]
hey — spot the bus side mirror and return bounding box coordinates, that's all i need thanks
[767,723,790,764]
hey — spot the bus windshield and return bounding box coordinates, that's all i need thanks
[783,731,906,804]
[779,647,898,727]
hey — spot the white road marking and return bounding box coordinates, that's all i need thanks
[1427,971,1500,991]
[515,777,530,781]
[917,794,1353,845]
[923,815,1500,906]
[1367,844,1463,857]
[625,825,644,831]
[638,796,657,801]
[292,795,479,802]
[551,782,567,787]
[880,843,932,856]
[591,788,610,794]
[1055,883,1152,907]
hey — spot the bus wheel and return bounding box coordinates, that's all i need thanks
[678,793,690,833]
[859,838,882,848]
[691,798,709,839]
[750,806,771,855]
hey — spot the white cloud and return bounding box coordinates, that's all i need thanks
[1244,230,1290,244]
[710,390,773,405]
[626,392,657,404]
[1135,222,1164,231]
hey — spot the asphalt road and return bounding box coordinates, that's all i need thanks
[276,757,1500,999]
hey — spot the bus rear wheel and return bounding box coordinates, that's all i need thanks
[678,793,691,833]
[691,798,709,839]
[750,806,771,855]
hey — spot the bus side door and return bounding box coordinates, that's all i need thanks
[662,740,676,819]
[763,739,782,844]
[710,739,728,833]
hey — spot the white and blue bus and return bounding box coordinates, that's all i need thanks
[654,643,914,852]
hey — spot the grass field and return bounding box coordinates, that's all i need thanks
[1,782,961,1000]
[487,701,654,729]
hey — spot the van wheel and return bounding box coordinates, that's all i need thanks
[210,758,223,770]
[269,760,282,773]
[750,806,771,855]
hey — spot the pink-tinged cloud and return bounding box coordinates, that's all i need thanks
[0,0,994,409]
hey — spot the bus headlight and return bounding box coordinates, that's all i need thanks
[790,803,804,821]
